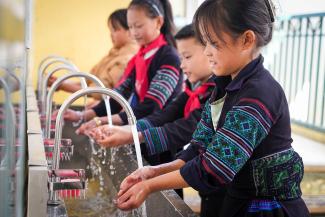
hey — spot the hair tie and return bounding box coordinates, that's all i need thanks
[144,0,163,16]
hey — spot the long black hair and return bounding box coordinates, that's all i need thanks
[108,9,128,30]
[194,0,276,48]
[128,0,176,48]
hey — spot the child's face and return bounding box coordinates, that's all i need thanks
[127,8,162,47]
[203,28,251,79]
[177,38,212,84]
[108,20,131,49]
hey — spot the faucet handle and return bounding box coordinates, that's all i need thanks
[44,138,74,162]
[48,169,87,202]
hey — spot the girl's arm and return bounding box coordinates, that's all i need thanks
[59,80,82,93]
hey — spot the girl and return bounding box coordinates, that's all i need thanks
[115,1,310,217]
[49,9,138,101]
[64,0,183,132]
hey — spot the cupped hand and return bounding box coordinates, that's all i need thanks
[116,181,151,211]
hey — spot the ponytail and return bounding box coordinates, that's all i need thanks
[158,0,176,48]
[129,0,176,48]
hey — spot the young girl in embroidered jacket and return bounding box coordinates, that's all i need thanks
[115,1,310,217]
[63,0,182,131]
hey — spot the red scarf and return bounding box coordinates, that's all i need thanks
[116,34,167,102]
[184,82,215,118]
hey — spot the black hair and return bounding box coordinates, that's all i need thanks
[129,0,176,48]
[194,0,276,48]
[174,24,195,40]
[108,9,128,30]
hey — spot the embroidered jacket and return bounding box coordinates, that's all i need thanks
[92,45,182,124]
[178,56,308,217]
[136,76,227,160]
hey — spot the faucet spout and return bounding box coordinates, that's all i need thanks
[37,56,77,100]
[44,72,108,139]
[52,87,142,171]
[40,65,78,115]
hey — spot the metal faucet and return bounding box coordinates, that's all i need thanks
[40,64,88,115]
[51,87,142,171]
[37,55,77,99]
[48,87,143,204]
[44,72,108,139]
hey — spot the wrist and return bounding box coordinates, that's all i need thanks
[99,116,108,125]
[151,165,162,177]
[143,179,153,194]
[75,111,83,121]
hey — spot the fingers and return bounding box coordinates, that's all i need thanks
[118,174,141,197]
[75,125,83,135]
[75,120,94,135]
[97,138,113,147]
[117,195,138,211]
[116,183,147,211]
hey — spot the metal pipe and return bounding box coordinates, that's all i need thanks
[0,78,16,216]
[45,73,107,139]
[37,56,77,99]
[0,77,16,167]
[40,65,76,114]
[52,87,138,170]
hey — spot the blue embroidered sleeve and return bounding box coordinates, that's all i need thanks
[114,76,133,99]
[180,99,274,193]
[191,102,215,148]
[145,65,180,109]
[177,102,214,162]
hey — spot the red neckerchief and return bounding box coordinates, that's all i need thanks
[116,34,167,102]
[184,82,215,118]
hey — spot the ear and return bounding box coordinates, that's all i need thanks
[241,30,256,50]
[156,16,164,30]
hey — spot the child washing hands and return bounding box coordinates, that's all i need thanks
[114,0,309,216]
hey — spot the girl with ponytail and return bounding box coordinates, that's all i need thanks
[65,0,183,134]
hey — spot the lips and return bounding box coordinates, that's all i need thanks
[209,61,217,68]
[184,71,191,78]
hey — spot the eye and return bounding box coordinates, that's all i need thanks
[211,41,220,49]
[184,55,192,60]
[135,24,143,28]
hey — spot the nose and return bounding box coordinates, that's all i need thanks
[204,44,213,57]
[130,28,138,38]
[180,60,186,71]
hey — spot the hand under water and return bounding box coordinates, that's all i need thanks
[114,166,157,210]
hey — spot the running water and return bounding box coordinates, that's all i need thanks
[104,96,114,165]
[104,96,112,127]
[130,124,147,217]
[130,124,143,168]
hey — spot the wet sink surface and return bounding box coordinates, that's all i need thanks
[48,120,196,217]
